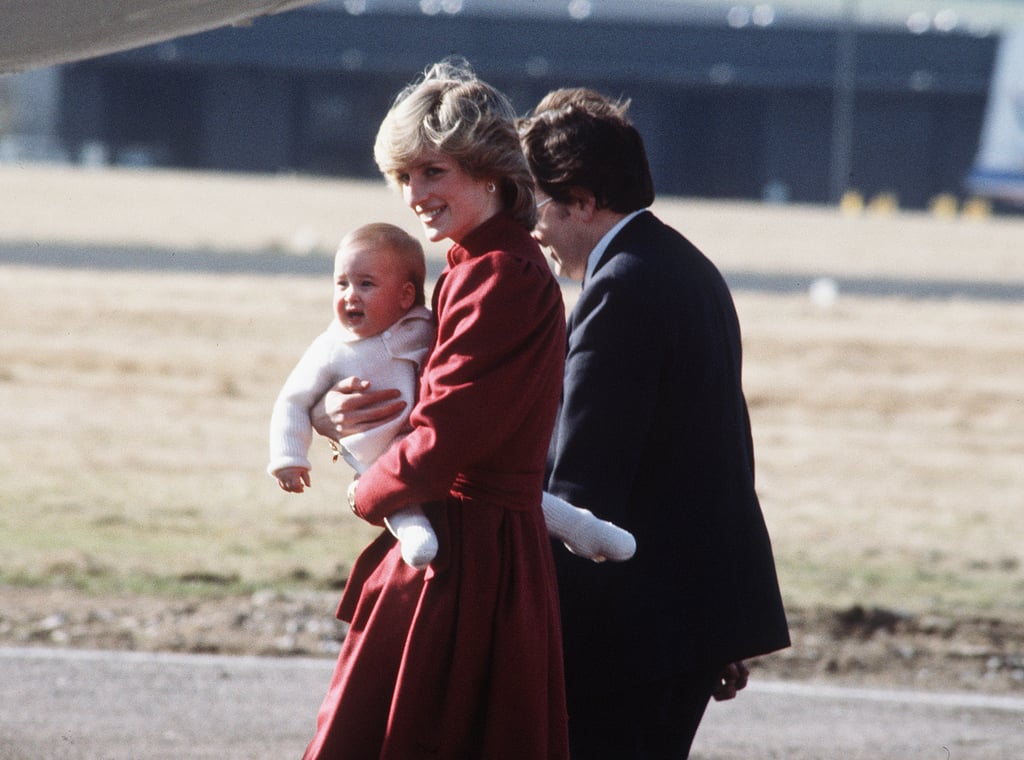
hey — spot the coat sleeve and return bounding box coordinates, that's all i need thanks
[353,253,564,524]
[547,256,665,528]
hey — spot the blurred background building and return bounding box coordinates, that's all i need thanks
[3,0,1024,210]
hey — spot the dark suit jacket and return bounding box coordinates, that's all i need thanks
[546,211,790,700]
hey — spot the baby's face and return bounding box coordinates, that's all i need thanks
[333,243,415,338]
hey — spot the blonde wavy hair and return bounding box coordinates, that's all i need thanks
[374,58,536,229]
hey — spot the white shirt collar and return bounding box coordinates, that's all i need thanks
[584,209,646,286]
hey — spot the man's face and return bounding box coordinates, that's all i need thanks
[531,192,591,281]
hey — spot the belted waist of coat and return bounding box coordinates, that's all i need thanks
[450,469,543,512]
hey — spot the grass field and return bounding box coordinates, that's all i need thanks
[2,165,1023,618]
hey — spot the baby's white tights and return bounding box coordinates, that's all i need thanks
[384,492,637,570]
[541,491,637,562]
[385,505,438,570]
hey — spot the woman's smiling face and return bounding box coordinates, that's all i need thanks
[396,150,501,245]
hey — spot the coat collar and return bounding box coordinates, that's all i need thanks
[447,212,523,267]
[585,209,649,286]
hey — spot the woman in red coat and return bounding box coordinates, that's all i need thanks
[302,60,570,760]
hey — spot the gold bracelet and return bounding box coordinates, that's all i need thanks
[347,479,358,514]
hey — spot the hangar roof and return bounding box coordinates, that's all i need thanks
[313,0,1024,34]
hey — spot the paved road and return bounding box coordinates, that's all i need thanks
[3,242,1024,302]
[2,647,1022,760]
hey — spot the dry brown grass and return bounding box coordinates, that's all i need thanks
[739,292,1024,612]
[0,266,377,588]
[1,165,1023,616]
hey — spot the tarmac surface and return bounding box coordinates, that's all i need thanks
[3,242,1023,303]
[2,646,1023,760]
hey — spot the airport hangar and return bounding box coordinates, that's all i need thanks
[54,4,997,210]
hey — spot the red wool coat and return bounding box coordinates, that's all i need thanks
[303,213,570,760]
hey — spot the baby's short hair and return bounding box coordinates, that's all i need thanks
[340,223,427,306]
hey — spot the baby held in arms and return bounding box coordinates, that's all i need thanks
[268,223,635,569]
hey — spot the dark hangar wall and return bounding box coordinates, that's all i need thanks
[57,9,997,209]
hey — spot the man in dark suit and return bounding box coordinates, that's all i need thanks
[519,89,790,759]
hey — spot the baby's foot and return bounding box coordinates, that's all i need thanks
[385,509,438,570]
[393,522,438,570]
[541,492,638,563]
[567,516,637,563]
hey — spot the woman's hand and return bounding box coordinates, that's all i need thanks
[310,376,407,440]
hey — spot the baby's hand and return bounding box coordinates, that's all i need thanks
[276,467,311,493]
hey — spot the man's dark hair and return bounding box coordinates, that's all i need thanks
[518,88,655,213]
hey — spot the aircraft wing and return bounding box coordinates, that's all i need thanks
[0,0,319,74]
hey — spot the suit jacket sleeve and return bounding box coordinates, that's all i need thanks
[547,255,664,528]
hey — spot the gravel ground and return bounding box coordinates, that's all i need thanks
[3,586,1024,697]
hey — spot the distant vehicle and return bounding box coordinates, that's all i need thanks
[0,0,315,74]
[965,29,1024,209]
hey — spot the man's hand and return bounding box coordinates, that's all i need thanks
[310,377,406,440]
[712,661,749,701]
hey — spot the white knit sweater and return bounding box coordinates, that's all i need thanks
[268,305,435,477]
